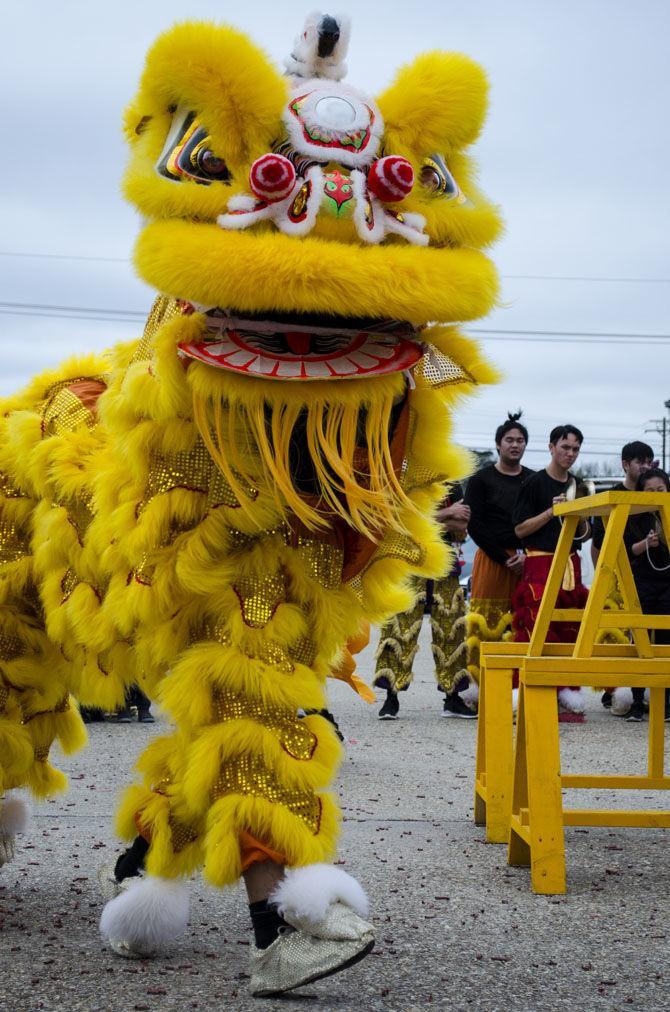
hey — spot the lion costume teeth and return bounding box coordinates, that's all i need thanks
[0,15,500,904]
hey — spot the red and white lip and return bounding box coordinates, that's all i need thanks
[178,325,423,380]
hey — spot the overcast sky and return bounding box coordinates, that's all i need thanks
[2,0,669,472]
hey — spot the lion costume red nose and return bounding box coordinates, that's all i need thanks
[366,156,414,202]
[249,152,414,206]
[249,153,296,201]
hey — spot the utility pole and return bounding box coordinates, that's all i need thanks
[646,414,668,471]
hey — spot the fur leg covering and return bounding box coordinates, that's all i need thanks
[611,687,634,716]
[459,680,479,708]
[558,688,586,714]
[270,863,369,932]
[100,875,190,958]
[0,793,29,835]
[0,794,29,867]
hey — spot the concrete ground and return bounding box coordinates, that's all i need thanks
[2,622,669,1012]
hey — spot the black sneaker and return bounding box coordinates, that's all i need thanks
[137,710,155,723]
[114,707,132,723]
[601,691,612,709]
[378,692,400,720]
[626,702,644,722]
[442,694,477,719]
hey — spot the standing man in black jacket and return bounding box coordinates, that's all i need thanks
[464,413,532,692]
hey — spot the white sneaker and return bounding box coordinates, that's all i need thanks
[250,902,375,997]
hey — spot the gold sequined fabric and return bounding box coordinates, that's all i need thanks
[213,689,317,760]
[0,631,23,661]
[34,745,50,763]
[0,472,27,500]
[21,693,70,725]
[413,345,473,388]
[131,295,182,364]
[292,535,344,590]
[211,754,321,834]
[288,634,317,668]
[42,388,97,437]
[168,816,199,854]
[193,618,296,674]
[233,572,286,628]
[139,440,252,513]
[60,568,79,603]
[0,514,30,566]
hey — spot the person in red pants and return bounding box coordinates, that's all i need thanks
[512,424,590,722]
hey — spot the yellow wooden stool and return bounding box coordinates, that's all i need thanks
[505,491,670,893]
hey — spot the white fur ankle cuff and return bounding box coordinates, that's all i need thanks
[270,863,369,926]
[0,795,29,836]
[100,875,190,954]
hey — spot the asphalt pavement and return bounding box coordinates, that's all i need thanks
[1,622,669,1012]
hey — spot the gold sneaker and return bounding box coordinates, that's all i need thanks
[0,832,16,867]
[250,901,375,997]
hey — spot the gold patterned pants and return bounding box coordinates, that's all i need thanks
[373,574,468,694]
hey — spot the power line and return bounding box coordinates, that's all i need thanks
[1,300,669,346]
[503,273,670,284]
[469,327,670,343]
[1,250,669,285]
[0,250,127,264]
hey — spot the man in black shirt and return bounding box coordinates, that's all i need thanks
[591,441,654,565]
[623,468,670,721]
[590,441,654,713]
[512,424,590,721]
[464,413,532,691]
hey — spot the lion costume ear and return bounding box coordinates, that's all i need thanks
[377,52,489,158]
[124,21,288,170]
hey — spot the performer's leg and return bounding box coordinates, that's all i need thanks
[431,575,473,718]
[374,578,425,719]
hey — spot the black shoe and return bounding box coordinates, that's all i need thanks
[601,691,612,709]
[626,702,644,722]
[378,692,399,720]
[114,707,132,723]
[80,707,105,723]
[137,710,155,724]
[665,706,670,723]
[442,694,477,719]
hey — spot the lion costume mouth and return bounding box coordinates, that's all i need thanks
[178,308,424,380]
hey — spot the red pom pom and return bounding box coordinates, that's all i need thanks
[249,154,296,202]
[367,156,414,202]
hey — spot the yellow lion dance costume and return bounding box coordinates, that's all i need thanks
[0,14,500,995]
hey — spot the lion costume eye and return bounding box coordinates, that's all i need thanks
[156,106,231,185]
[420,155,459,199]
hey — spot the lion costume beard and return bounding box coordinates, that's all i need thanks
[0,17,500,888]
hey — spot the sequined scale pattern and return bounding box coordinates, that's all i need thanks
[213,689,317,760]
[210,754,322,834]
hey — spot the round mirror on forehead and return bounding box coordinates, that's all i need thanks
[314,95,358,129]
